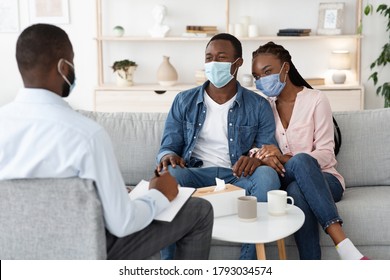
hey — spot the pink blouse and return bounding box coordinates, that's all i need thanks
[269,87,345,189]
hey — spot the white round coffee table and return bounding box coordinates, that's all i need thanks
[212,202,305,260]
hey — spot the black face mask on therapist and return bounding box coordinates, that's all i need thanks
[61,69,75,98]
[58,58,76,98]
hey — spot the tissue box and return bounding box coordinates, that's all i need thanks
[193,184,245,217]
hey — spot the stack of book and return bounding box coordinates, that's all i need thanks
[277,28,311,36]
[182,25,218,37]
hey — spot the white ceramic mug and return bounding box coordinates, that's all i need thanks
[267,190,294,216]
[237,196,257,222]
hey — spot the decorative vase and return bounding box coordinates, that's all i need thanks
[113,25,125,37]
[115,66,137,86]
[157,56,178,86]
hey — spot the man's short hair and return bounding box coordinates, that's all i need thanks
[16,24,72,73]
[206,33,242,59]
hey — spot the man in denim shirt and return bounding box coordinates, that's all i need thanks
[157,33,281,260]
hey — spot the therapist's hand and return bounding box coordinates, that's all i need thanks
[149,171,178,202]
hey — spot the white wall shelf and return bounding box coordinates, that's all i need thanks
[95,34,363,42]
[94,0,364,112]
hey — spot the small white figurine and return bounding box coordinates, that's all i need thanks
[148,4,170,38]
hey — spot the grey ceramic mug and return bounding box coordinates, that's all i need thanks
[237,196,257,222]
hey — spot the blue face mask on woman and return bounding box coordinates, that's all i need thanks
[204,58,239,88]
[255,62,287,97]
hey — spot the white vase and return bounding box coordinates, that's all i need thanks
[157,56,178,86]
[115,66,136,86]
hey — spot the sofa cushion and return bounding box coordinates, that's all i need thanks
[79,111,167,185]
[333,109,390,187]
[281,186,390,248]
[320,186,390,246]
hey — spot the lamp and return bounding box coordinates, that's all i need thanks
[330,50,351,84]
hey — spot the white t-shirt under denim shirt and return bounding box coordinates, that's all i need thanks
[191,91,236,168]
[0,88,169,237]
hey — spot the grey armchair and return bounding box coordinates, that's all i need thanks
[0,177,106,259]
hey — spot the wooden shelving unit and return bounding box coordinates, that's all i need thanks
[94,0,364,112]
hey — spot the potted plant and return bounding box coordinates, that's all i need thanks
[111,59,138,86]
[364,3,390,107]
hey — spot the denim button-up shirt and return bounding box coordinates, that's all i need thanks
[157,81,277,167]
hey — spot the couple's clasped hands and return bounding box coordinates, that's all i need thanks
[157,153,262,178]
[156,147,287,182]
[232,144,285,177]
[249,144,288,177]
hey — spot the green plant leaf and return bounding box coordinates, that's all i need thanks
[111,59,137,71]
[364,4,373,15]
[369,72,378,85]
[377,85,382,95]
[377,4,388,13]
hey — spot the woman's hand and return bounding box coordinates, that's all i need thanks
[256,145,283,160]
[250,145,287,176]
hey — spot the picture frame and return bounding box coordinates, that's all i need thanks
[0,0,20,33]
[317,2,345,35]
[29,0,69,24]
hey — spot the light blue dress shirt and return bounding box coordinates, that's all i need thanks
[0,88,169,237]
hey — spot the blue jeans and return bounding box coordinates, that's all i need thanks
[281,153,344,260]
[160,165,280,260]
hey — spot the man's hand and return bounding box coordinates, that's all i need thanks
[157,153,186,172]
[232,156,262,177]
[149,171,179,202]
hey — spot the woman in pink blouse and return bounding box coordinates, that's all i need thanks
[250,41,368,260]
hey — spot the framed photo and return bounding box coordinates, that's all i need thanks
[0,0,19,32]
[29,0,69,24]
[317,2,345,35]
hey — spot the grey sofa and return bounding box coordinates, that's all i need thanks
[78,108,390,260]
[3,109,387,259]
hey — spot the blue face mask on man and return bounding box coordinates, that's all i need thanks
[57,58,76,97]
[255,62,287,97]
[204,58,239,88]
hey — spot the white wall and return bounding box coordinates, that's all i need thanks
[0,0,388,110]
[0,0,97,110]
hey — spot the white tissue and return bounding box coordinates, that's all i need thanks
[214,177,226,192]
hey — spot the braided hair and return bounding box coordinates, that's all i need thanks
[252,42,342,155]
[252,41,312,89]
